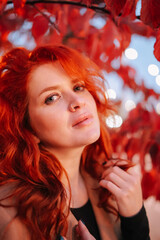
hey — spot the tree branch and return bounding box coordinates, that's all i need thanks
[6,0,141,20]
[32,4,60,34]
[6,0,111,15]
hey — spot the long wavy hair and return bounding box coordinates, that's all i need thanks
[0,45,131,239]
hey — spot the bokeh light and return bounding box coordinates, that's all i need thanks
[125,48,138,60]
[156,102,160,115]
[125,100,136,111]
[144,154,153,172]
[105,89,117,99]
[148,64,159,76]
[155,75,160,86]
[106,115,123,128]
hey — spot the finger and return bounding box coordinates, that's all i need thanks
[99,179,121,198]
[103,159,129,168]
[101,166,113,179]
[102,166,131,182]
[77,220,96,240]
[111,166,133,182]
[101,166,141,191]
[101,161,131,179]
[115,166,141,189]
[102,170,127,189]
[102,159,116,167]
[108,166,140,184]
[127,164,140,176]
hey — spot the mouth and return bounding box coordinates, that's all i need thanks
[72,113,93,127]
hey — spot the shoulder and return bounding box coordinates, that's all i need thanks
[0,184,31,240]
[0,208,31,240]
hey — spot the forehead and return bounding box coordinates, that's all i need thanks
[28,62,70,91]
[30,61,68,81]
[27,61,85,98]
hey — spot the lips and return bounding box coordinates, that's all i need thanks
[72,113,93,127]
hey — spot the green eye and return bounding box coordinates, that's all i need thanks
[74,84,86,92]
[45,94,60,104]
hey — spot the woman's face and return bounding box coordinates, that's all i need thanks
[28,62,100,153]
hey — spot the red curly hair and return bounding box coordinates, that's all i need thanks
[0,45,131,239]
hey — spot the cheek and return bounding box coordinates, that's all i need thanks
[29,108,64,136]
[88,95,98,114]
[91,98,100,126]
[28,108,48,135]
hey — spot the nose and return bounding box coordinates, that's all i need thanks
[69,94,86,112]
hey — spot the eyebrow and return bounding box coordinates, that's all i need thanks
[39,78,83,96]
[39,85,60,96]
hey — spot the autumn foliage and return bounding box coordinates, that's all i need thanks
[0,0,160,200]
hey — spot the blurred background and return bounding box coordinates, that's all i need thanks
[0,0,160,239]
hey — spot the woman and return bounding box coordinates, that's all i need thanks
[0,45,150,240]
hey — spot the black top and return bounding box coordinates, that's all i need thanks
[70,199,101,240]
[71,200,150,240]
[120,205,150,240]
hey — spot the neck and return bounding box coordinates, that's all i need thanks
[48,146,88,208]
[50,147,83,179]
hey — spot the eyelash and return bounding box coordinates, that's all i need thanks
[74,83,86,92]
[45,94,60,104]
[44,83,86,104]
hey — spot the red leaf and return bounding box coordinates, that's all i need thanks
[127,20,155,37]
[141,171,157,199]
[141,0,160,28]
[154,28,160,61]
[121,0,139,18]
[101,19,131,63]
[86,30,102,61]
[141,82,160,100]
[104,0,137,17]
[118,18,132,49]
[125,138,142,159]
[83,0,92,6]
[104,0,126,16]
[13,0,26,8]
[23,5,37,20]
[68,7,93,37]
[32,15,49,39]
[116,65,137,90]
[102,19,119,47]
[0,0,7,13]
[55,5,68,35]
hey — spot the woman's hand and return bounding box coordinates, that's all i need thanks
[61,220,95,240]
[99,162,143,217]
[75,220,96,240]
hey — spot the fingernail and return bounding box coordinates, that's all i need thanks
[80,219,85,225]
[102,161,107,166]
[59,236,64,240]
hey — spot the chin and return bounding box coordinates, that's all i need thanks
[84,128,100,145]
